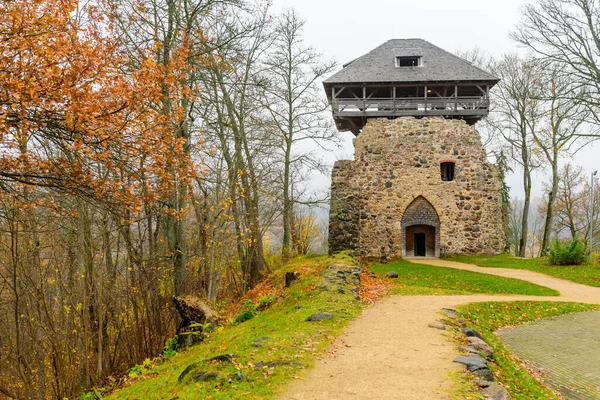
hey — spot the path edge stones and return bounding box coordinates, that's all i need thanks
[430,308,512,400]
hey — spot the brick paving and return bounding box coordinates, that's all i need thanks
[497,311,600,399]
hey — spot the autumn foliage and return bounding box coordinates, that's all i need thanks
[0,0,332,398]
[0,0,199,397]
[0,0,196,207]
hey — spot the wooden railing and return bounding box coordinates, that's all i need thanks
[332,96,489,116]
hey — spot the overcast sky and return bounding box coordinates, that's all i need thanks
[271,0,600,201]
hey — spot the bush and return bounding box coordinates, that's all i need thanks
[257,294,276,311]
[81,389,102,400]
[548,237,587,265]
[233,295,277,324]
[593,252,600,268]
[233,300,258,324]
[127,363,146,378]
[162,335,178,358]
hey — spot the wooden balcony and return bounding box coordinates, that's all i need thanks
[331,96,489,134]
[333,96,489,117]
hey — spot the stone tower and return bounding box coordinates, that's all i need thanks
[325,39,505,258]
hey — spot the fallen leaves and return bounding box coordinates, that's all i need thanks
[359,267,390,304]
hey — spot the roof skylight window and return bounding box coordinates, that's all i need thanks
[396,56,421,67]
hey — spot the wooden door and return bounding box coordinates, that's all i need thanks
[415,233,426,256]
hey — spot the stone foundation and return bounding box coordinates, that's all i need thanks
[329,117,505,258]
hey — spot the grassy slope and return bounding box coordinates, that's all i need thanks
[106,254,577,399]
[371,258,559,296]
[448,253,600,288]
[457,301,600,400]
[106,254,362,400]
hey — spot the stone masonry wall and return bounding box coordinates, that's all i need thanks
[329,116,505,258]
[328,160,360,254]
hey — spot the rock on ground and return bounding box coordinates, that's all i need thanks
[307,313,333,322]
[481,383,511,400]
[428,321,446,330]
[466,336,493,358]
[462,328,484,340]
[453,355,488,371]
[472,368,494,382]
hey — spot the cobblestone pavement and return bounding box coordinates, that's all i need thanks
[498,311,600,399]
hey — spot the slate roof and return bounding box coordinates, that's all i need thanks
[324,39,499,85]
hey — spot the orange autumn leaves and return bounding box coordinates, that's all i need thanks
[0,0,199,210]
[360,267,390,304]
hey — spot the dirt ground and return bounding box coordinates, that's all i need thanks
[278,259,600,400]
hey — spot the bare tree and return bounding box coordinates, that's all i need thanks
[491,54,545,257]
[507,198,524,255]
[551,164,600,250]
[513,0,600,124]
[533,65,590,254]
[528,200,545,257]
[262,9,337,259]
[198,2,275,290]
[554,163,587,238]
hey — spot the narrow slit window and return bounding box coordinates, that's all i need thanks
[396,56,421,67]
[441,162,455,181]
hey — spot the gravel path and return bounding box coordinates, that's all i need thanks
[279,259,600,400]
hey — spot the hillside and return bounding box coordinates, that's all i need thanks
[103,253,365,399]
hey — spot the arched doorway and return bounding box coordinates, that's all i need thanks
[401,196,440,257]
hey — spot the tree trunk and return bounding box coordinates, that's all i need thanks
[540,156,559,255]
[281,77,294,260]
[9,207,29,396]
[519,162,532,257]
[239,171,265,290]
[167,204,187,296]
[282,155,292,260]
[78,201,95,388]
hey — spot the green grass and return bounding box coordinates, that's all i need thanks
[456,301,600,400]
[105,253,363,400]
[371,258,559,296]
[448,253,600,288]
[448,370,483,400]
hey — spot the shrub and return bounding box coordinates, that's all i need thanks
[233,300,258,324]
[548,237,587,265]
[233,295,278,324]
[257,294,276,311]
[81,389,102,400]
[162,335,178,358]
[593,252,600,268]
[127,363,146,378]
